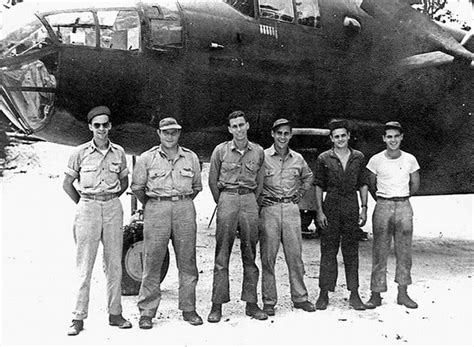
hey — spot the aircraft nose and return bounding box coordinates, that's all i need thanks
[0,3,59,133]
[1,59,57,134]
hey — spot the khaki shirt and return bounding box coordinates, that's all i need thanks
[209,140,264,191]
[65,140,128,195]
[131,145,202,198]
[261,145,313,198]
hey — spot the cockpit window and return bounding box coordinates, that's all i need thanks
[97,10,140,50]
[44,12,96,47]
[0,13,50,57]
[224,0,255,17]
[144,1,183,49]
[259,0,294,23]
[296,0,321,28]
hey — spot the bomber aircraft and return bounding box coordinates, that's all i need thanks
[0,0,473,197]
[1,0,473,294]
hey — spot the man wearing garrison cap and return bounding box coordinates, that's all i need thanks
[131,117,203,328]
[258,118,316,316]
[63,106,132,336]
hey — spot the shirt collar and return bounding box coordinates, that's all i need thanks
[157,145,185,159]
[269,144,294,158]
[87,139,112,154]
[230,140,253,152]
[329,147,353,159]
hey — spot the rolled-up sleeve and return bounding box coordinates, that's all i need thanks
[357,155,368,188]
[65,148,81,179]
[299,159,313,195]
[118,149,129,179]
[313,155,327,190]
[131,154,147,192]
[208,145,221,189]
[191,153,203,192]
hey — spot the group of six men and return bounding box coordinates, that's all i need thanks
[63,106,420,335]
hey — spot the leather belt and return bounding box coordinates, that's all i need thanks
[222,187,254,195]
[377,196,409,202]
[81,193,117,201]
[267,196,294,203]
[150,194,192,201]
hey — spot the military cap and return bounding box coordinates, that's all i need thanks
[159,117,182,130]
[87,106,111,123]
[384,121,403,133]
[328,119,350,133]
[271,118,291,130]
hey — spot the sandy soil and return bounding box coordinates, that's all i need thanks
[1,142,473,346]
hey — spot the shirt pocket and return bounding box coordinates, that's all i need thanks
[179,167,194,190]
[244,161,258,174]
[80,165,98,188]
[109,163,121,174]
[149,169,166,179]
[104,162,121,186]
[221,161,239,174]
[264,169,275,177]
[282,168,299,179]
[180,167,195,178]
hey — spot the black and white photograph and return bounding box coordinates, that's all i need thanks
[1,0,473,345]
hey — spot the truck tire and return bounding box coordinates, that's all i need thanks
[121,222,170,295]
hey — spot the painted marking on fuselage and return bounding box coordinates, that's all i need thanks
[259,24,278,39]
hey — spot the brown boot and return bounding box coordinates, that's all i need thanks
[397,285,418,309]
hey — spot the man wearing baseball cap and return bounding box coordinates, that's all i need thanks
[131,117,203,328]
[63,106,132,335]
[365,121,420,309]
[258,118,316,316]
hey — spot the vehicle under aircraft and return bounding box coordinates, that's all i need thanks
[1,0,473,197]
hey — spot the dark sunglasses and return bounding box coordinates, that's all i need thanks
[92,122,111,129]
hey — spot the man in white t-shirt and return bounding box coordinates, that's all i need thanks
[365,121,420,309]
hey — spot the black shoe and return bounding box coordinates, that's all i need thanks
[245,303,268,320]
[365,292,382,309]
[67,319,83,336]
[263,304,275,316]
[397,290,418,309]
[183,311,203,325]
[349,292,366,311]
[109,314,132,329]
[207,304,222,323]
[294,301,316,312]
[316,291,329,310]
[138,316,153,329]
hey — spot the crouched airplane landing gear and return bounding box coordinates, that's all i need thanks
[121,211,170,295]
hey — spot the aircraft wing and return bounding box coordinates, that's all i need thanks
[399,51,474,70]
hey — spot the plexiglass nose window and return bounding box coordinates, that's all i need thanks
[45,12,96,47]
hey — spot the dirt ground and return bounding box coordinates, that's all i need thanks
[1,142,473,346]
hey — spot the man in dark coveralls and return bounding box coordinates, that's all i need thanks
[314,120,368,310]
[207,110,267,323]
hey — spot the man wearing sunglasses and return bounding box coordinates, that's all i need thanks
[63,106,132,336]
[131,117,203,328]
